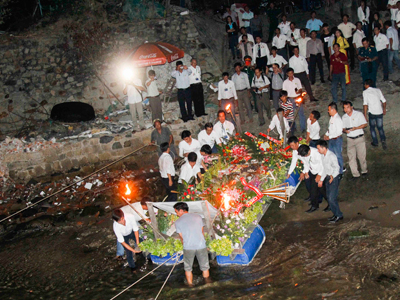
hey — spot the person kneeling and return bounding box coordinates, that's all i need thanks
[179,152,202,185]
[174,202,210,286]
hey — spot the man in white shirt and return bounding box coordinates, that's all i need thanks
[198,123,221,153]
[242,6,254,33]
[363,79,387,150]
[388,0,399,27]
[316,140,343,223]
[112,209,141,270]
[373,27,390,81]
[179,152,202,184]
[171,61,193,122]
[269,47,288,69]
[383,21,400,74]
[189,58,206,117]
[323,102,344,175]
[396,2,400,28]
[278,14,291,35]
[286,22,301,57]
[289,46,317,102]
[282,67,307,132]
[342,101,368,179]
[238,27,255,45]
[306,30,325,84]
[272,28,289,61]
[298,28,311,58]
[179,130,201,160]
[214,110,235,144]
[123,77,146,130]
[267,108,289,139]
[218,72,238,120]
[232,63,253,124]
[253,36,270,73]
[338,14,356,70]
[158,142,177,202]
[251,67,271,126]
[298,144,327,213]
[352,22,366,55]
[146,70,162,122]
[307,110,321,148]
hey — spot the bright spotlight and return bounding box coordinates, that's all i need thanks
[122,67,134,81]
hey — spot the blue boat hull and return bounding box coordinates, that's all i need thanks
[216,225,266,266]
[150,253,184,266]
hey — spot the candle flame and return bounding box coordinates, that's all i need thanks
[225,104,231,111]
[222,194,231,210]
[125,184,131,195]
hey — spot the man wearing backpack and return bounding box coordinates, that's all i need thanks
[251,67,271,126]
[269,63,285,110]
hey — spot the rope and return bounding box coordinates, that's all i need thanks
[154,253,181,300]
[109,253,178,300]
[0,144,152,224]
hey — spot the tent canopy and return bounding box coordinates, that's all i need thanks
[149,201,219,220]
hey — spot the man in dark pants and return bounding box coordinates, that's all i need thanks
[358,38,378,87]
[189,58,206,117]
[317,140,343,223]
[253,36,270,73]
[158,142,177,202]
[306,30,325,84]
[171,61,193,122]
[298,144,327,213]
[289,46,318,101]
[373,27,390,81]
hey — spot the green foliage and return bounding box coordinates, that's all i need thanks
[243,202,263,225]
[208,238,233,256]
[140,238,183,257]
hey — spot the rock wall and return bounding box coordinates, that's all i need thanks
[0,11,223,138]
[4,116,210,182]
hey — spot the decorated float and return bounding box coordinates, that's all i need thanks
[124,132,304,266]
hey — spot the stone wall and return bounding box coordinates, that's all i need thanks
[0,11,223,138]
[4,116,209,182]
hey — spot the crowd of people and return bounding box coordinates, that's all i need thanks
[114,3,393,282]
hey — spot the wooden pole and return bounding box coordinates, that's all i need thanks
[146,202,164,241]
[201,201,216,239]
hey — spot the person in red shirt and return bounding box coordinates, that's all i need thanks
[330,43,348,103]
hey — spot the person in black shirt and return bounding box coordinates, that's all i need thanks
[320,23,332,79]
[226,16,239,59]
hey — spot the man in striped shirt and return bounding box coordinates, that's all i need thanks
[279,90,295,136]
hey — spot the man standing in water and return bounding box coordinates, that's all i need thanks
[174,202,210,286]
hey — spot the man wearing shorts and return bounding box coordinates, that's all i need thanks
[174,202,210,286]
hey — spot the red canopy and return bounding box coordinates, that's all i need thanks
[129,42,185,67]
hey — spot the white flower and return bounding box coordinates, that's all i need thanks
[220,229,225,233]
[234,243,239,248]
[223,235,227,239]
[226,220,231,224]
[244,234,248,237]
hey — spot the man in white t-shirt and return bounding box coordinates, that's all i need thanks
[123,77,146,130]
[197,123,221,153]
[342,101,368,179]
[214,110,235,144]
[113,208,141,270]
[384,20,400,74]
[179,130,201,161]
[179,152,202,184]
[146,70,162,122]
[363,79,387,150]
[307,110,321,148]
[189,58,206,117]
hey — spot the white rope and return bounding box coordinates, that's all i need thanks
[109,253,178,300]
[154,254,181,300]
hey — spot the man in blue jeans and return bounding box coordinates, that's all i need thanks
[323,102,345,175]
[317,140,343,223]
[113,208,141,271]
[363,79,387,150]
[330,43,348,103]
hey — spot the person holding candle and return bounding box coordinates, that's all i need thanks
[214,110,235,145]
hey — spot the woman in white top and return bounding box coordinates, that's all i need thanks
[357,0,370,37]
